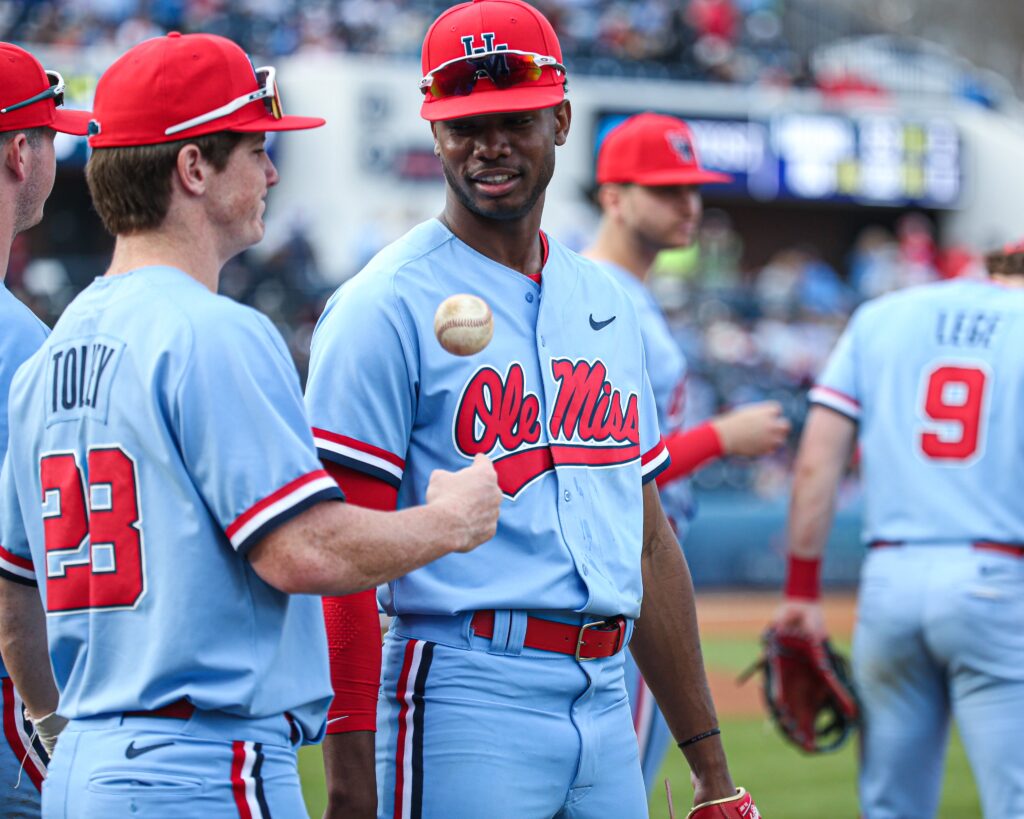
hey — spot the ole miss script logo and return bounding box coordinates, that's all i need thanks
[453,358,640,497]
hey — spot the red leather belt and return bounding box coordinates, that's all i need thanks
[470,611,627,661]
[869,540,1024,557]
[124,699,195,719]
[974,541,1024,557]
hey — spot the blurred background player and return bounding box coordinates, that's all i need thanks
[583,111,790,793]
[306,2,758,817]
[0,41,92,816]
[771,239,1024,817]
[0,32,500,819]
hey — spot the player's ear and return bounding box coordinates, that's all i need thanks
[175,143,209,196]
[553,101,571,147]
[430,123,441,156]
[2,133,30,183]
[597,183,622,215]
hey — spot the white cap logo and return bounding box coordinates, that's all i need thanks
[667,131,695,165]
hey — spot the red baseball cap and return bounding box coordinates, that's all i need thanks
[596,113,732,187]
[420,0,566,122]
[88,32,324,148]
[0,42,92,135]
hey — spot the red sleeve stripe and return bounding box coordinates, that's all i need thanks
[312,429,404,483]
[0,545,35,584]
[226,470,341,551]
[808,386,861,420]
[640,439,670,483]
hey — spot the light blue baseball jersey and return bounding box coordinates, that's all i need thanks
[0,266,338,741]
[0,283,49,681]
[597,260,695,532]
[306,219,668,620]
[810,278,1024,544]
[597,261,687,435]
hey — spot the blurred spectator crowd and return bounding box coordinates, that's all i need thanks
[0,0,837,86]
[647,210,983,498]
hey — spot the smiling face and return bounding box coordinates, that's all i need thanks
[432,102,570,224]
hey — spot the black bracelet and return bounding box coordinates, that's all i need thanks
[677,727,721,749]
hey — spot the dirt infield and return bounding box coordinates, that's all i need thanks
[695,590,858,716]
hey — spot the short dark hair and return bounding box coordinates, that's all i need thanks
[984,250,1007,276]
[1004,250,1024,276]
[0,126,47,146]
[86,132,245,235]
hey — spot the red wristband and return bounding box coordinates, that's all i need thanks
[783,555,821,600]
[656,422,724,486]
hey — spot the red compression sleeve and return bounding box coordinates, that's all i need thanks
[321,461,397,734]
[783,555,822,601]
[655,421,724,487]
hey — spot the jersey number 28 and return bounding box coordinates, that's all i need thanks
[919,364,988,462]
[40,447,144,613]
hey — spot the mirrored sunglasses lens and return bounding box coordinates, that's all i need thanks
[430,62,480,98]
[256,69,283,119]
[429,53,548,98]
[486,54,543,89]
[268,80,283,119]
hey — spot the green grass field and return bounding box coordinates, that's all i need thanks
[297,629,983,818]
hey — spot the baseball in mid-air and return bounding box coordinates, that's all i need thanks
[434,294,494,356]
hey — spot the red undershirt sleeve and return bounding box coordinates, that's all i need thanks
[320,460,398,734]
[654,421,724,487]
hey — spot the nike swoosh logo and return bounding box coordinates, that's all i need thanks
[125,740,175,759]
[589,314,616,331]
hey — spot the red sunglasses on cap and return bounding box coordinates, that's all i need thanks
[164,65,282,136]
[1,70,65,115]
[419,49,565,99]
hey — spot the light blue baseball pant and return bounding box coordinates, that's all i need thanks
[376,611,647,819]
[42,709,307,818]
[0,677,45,817]
[854,543,1024,818]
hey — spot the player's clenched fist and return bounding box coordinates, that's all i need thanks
[426,454,502,552]
[712,400,791,458]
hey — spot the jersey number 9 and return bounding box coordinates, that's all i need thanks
[40,447,145,613]
[919,364,988,462]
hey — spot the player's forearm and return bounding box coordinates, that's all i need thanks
[251,500,477,596]
[787,462,841,560]
[0,580,59,718]
[322,731,376,819]
[630,485,733,794]
[788,407,857,560]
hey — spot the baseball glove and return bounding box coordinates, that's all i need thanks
[740,626,860,753]
[686,787,760,818]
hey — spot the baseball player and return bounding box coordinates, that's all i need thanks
[0,32,500,819]
[305,2,758,817]
[773,241,1024,817]
[0,42,92,816]
[583,112,790,795]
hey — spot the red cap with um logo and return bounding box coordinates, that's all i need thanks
[0,42,92,135]
[88,32,324,148]
[597,112,732,187]
[420,0,566,121]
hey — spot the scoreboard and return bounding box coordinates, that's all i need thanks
[595,111,961,209]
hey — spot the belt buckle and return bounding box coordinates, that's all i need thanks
[575,619,618,662]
